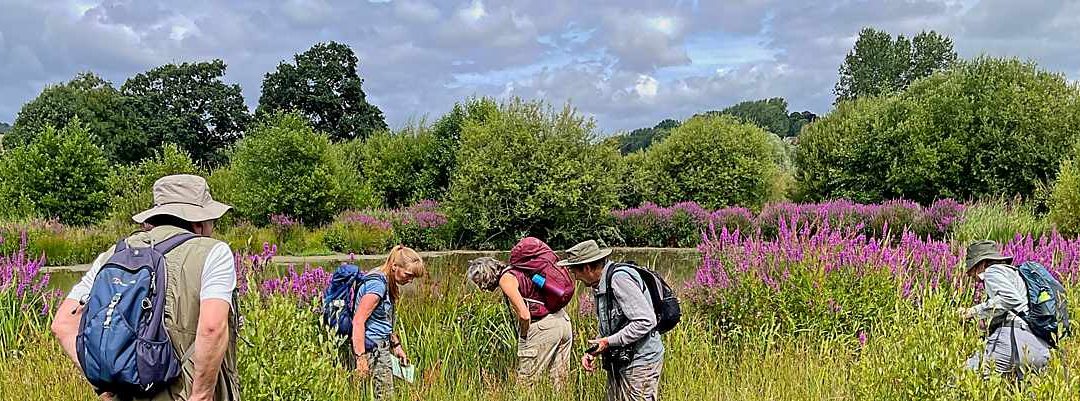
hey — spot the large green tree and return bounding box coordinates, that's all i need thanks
[0,119,110,225]
[447,98,620,247]
[630,114,780,209]
[800,57,1080,203]
[258,41,387,142]
[5,73,144,163]
[230,113,362,225]
[122,60,251,166]
[834,28,957,103]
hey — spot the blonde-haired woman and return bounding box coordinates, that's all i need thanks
[350,245,427,399]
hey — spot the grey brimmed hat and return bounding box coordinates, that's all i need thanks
[132,174,232,224]
[556,240,612,267]
[964,240,1013,273]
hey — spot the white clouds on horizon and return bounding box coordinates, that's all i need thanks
[0,0,1078,134]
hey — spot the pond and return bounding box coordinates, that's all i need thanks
[46,249,703,294]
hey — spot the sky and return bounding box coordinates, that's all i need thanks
[1,0,1078,135]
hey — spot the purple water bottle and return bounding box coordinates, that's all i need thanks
[531,274,567,298]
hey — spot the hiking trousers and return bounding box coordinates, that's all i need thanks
[517,309,573,387]
[964,324,1051,379]
[607,359,663,401]
[339,338,395,400]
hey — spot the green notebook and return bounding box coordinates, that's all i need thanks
[392,357,416,383]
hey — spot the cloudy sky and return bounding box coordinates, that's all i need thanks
[1,0,1078,134]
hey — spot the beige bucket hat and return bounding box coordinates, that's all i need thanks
[556,240,613,267]
[963,240,1013,274]
[132,174,232,224]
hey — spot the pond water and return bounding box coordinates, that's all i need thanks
[46,249,703,293]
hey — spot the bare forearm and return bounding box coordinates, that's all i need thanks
[190,321,228,399]
[51,299,82,366]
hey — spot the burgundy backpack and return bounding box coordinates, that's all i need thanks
[505,237,576,318]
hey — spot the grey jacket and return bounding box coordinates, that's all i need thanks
[971,264,1029,331]
[594,261,664,368]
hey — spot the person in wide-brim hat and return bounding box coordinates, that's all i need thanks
[132,174,232,224]
[959,240,1052,379]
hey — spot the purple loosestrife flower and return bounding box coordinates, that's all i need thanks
[269,214,299,228]
[342,212,393,231]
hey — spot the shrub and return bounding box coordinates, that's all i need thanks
[105,143,201,224]
[797,57,1080,203]
[322,212,393,254]
[1051,156,1080,237]
[634,114,779,210]
[0,120,110,225]
[357,125,440,208]
[230,113,362,226]
[390,200,454,250]
[446,99,620,248]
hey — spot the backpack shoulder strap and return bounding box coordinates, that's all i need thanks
[153,233,200,255]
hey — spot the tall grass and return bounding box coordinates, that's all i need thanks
[3,206,1079,400]
[953,199,1054,244]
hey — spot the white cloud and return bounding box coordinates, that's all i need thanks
[634,74,658,98]
[458,0,486,23]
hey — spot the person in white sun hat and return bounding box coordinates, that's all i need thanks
[52,174,240,401]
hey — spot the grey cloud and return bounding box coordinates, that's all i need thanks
[2,0,1080,135]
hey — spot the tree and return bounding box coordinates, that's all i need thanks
[357,125,440,207]
[707,98,791,137]
[5,73,144,164]
[0,119,110,225]
[834,28,957,103]
[427,98,498,197]
[0,122,11,133]
[258,41,387,142]
[800,57,1080,203]
[632,114,780,209]
[447,99,620,248]
[122,60,251,166]
[230,113,361,226]
[610,118,681,154]
[787,111,817,136]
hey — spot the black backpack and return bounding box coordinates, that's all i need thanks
[605,262,681,334]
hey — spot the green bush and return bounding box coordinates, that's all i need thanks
[633,114,779,209]
[0,120,110,225]
[447,99,620,248]
[797,57,1080,203]
[357,125,439,207]
[230,113,362,226]
[1050,155,1080,237]
[106,143,201,224]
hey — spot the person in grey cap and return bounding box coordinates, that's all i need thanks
[51,174,240,401]
[560,240,664,401]
[960,240,1051,378]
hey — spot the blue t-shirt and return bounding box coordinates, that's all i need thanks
[359,272,394,342]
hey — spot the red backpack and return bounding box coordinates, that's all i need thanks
[505,237,576,318]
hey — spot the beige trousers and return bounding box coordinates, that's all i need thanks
[516,309,573,387]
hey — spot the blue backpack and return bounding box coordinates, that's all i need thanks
[322,264,387,340]
[1012,262,1071,347]
[76,233,197,397]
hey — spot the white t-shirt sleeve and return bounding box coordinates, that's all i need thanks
[66,252,111,302]
[200,242,237,303]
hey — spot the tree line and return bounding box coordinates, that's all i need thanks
[3,27,1080,241]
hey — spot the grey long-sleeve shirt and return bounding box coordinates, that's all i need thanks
[594,262,664,367]
[604,272,657,347]
[968,264,1029,329]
